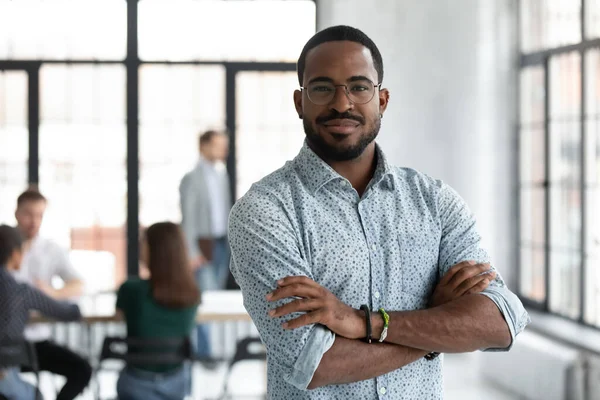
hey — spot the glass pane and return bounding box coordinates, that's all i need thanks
[549,250,581,318]
[519,246,546,302]
[520,67,545,126]
[139,0,316,61]
[584,255,599,326]
[549,52,582,250]
[0,0,126,60]
[0,71,28,226]
[549,187,582,250]
[520,0,582,53]
[520,187,546,245]
[39,65,127,292]
[235,71,304,198]
[139,65,225,226]
[585,0,600,39]
[585,50,600,185]
[584,49,600,326]
[520,128,546,183]
[550,52,581,121]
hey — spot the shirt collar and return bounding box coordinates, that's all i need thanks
[293,140,395,195]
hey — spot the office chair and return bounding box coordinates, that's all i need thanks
[218,336,267,400]
[95,336,194,400]
[0,339,41,400]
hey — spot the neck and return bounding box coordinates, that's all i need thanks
[16,228,34,250]
[325,144,377,197]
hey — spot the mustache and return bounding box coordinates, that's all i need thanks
[315,111,365,125]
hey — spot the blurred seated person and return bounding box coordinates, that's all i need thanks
[12,190,91,400]
[0,225,81,400]
[116,222,200,400]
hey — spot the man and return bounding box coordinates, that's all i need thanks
[228,25,530,399]
[180,129,232,291]
[13,189,91,400]
[0,224,82,400]
[180,130,232,362]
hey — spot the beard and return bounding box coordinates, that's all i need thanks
[303,113,380,162]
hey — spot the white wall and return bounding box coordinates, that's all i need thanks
[318,0,519,286]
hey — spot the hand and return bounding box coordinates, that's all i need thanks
[35,280,57,298]
[429,261,496,308]
[266,276,365,340]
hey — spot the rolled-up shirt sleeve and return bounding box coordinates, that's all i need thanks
[228,186,335,390]
[436,182,530,351]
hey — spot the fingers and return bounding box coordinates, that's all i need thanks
[276,276,318,287]
[439,260,476,285]
[466,276,495,294]
[454,271,496,296]
[282,310,323,329]
[269,298,320,318]
[446,262,491,289]
[267,283,321,302]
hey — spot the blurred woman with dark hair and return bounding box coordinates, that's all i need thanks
[116,222,200,400]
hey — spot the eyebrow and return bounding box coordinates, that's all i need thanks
[306,75,374,85]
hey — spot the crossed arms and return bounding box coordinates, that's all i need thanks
[229,184,530,390]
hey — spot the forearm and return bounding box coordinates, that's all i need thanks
[308,336,427,389]
[54,280,84,299]
[372,294,511,353]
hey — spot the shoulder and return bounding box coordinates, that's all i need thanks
[118,278,147,295]
[180,165,203,184]
[0,271,20,292]
[391,167,444,196]
[230,162,297,223]
[32,236,68,255]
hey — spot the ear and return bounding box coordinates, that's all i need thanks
[293,90,303,118]
[378,88,390,117]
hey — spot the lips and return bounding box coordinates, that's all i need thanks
[321,118,360,134]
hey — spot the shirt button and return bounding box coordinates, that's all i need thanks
[372,243,376,251]
[380,387,387,395]
[374,291,380,299]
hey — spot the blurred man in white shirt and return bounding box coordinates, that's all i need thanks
[13,189,91,400]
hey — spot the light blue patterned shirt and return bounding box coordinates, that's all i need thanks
[229,142,530,400]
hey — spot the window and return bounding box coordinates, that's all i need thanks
[519,66,546,303]
[584,49,600,325]
[235,71,304,198]
[519,0,600,327]
[0,0,316,280]
[39,65,127,288]
[138,0,315,62]
[139,65,225,225]
[0,0,126,60]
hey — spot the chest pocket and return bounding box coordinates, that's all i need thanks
[398,233,439,308]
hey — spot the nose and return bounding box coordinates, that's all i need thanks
[328,86,354,114]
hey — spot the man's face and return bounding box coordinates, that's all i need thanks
[294,41,389,162]
[15,200,46,240]
[202,135,230,163]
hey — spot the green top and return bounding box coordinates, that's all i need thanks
[116,278,198,372]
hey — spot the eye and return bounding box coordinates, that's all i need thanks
[350,85,369,92]
[311,85,333,93]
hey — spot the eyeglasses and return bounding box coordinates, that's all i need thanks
[301,79,381,106]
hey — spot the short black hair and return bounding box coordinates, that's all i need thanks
[0,225,23,267]
[198,130,227,148]
[297,25,384,86]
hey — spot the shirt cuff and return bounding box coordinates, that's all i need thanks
[480,286,531,352]
[284,325,336,390]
